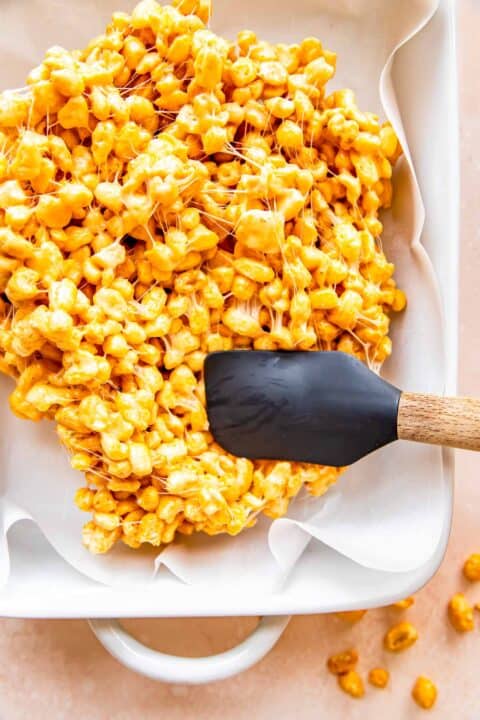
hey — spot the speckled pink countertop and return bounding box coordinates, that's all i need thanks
[0,2,478,718]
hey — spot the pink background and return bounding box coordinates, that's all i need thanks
[0,2,478,718]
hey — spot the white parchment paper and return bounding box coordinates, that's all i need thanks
[0,0,445,591]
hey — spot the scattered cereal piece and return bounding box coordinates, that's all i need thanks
[335,610,367,623]
[368,667,389,689]
[338,671,365,699]
[463,553,480,582]
[384,622,418,652]
[391,596,415,610]
[447,593,474,633]
[327,649,358,675]
[412,676,437,710]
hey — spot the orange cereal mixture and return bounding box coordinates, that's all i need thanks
[0,0,404,553]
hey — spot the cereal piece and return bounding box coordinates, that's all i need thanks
[463,553,480,582]
[236,210,285,254]
[368,668,389,689]
[412,677,437,710]
[82,521,120,554]
[327,649,358,675]
[391,596,415,610]
[392,288,407,312]
[137,486,160,512]
[75,487,94,512]
[337,671,364,699]
[447,593,474,633]
[384,622,418,652]
[335,610,367,623]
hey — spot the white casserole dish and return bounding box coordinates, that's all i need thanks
[0,0,458,683]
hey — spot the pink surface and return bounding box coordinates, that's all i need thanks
[0,2,478,718]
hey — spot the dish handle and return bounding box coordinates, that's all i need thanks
[89,615,290,684]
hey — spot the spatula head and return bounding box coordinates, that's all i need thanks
[204,351,401,467]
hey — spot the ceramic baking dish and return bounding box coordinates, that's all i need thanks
[0,0,458,683]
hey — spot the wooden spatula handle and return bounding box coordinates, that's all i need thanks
[397,393,480,451]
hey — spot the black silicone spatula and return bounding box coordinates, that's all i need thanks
[204,351,480,466]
